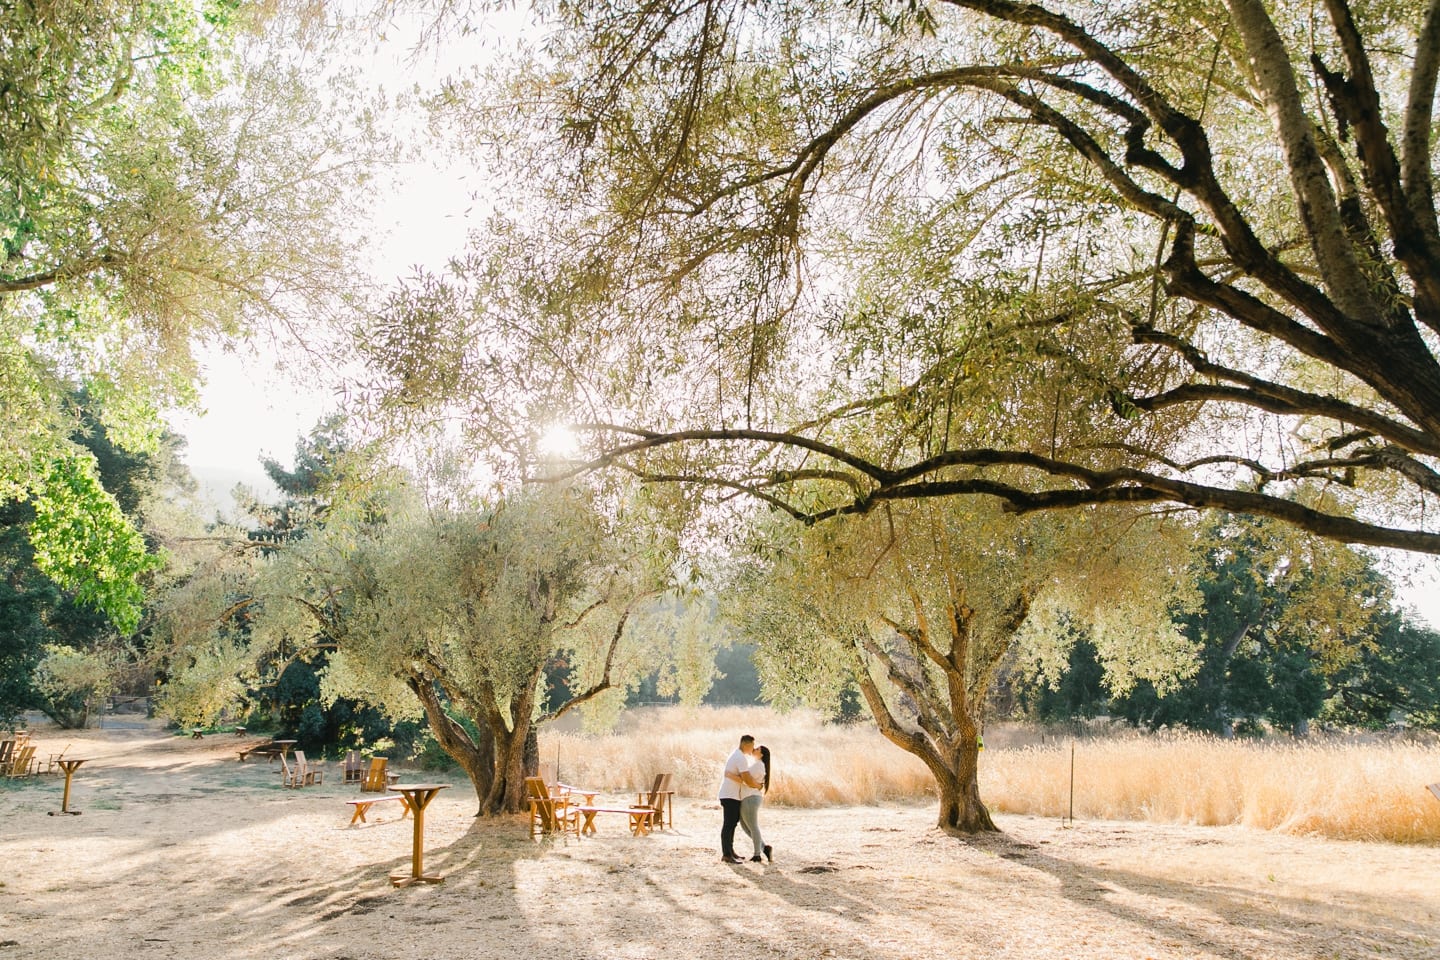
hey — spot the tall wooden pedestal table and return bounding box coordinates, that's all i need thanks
[48,758,89,816]
[389,783,449,887]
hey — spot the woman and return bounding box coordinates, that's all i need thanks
[731,744,772,863]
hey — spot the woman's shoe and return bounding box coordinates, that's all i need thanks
[764,845,773,862]
[750,855,763,862]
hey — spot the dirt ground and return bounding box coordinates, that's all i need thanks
[1,719,1436,960]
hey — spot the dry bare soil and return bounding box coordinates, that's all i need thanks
[1,720,1436,960]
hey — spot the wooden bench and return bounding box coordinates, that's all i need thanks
[238,741,276,761]
[576,805,656,836]
[346,794,412,825]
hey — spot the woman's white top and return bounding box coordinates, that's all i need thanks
[740,754,765,800]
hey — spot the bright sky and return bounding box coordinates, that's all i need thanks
[165,160,480,512]
[166,15,503,506]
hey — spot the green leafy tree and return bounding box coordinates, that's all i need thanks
[1193,515,1384,734]
[3,2,378,626]
[1011,633,1109,724]
[26,453,160,634]
[1033,514,1408,735]
[0,390,195,725]
[32,642,118,729]
[1323,615,1440,729]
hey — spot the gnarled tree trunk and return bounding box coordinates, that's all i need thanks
[406,674,495,816]
[857,580,1029,834]
[935,743,996,833]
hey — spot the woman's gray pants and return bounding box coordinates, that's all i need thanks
[738,795,764,857]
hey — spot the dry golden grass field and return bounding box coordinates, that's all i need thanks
[550,706,1440,843]
[1,706,1436,960]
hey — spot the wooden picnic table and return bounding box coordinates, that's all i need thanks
[389,784,449,887]
[576,804,656,836]
[237,739,297,762]
[347,794,413,825]
[48,758,89,816]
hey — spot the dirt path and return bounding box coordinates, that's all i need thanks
[1,721,1436,959]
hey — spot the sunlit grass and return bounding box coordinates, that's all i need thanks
[539,706,1440,843]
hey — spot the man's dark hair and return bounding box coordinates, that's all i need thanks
[739,734,755,747]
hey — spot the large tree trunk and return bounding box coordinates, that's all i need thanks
[860,579,1022,835]
[854,645,1001,834]
[490,717,532,815]
[930,700,997,833]
[935,749,997,833]
[406,675,495,816]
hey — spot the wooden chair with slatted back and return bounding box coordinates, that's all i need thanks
[295,750,323,786]
[342,750,364,783]
[636,773,675,829]
[5,744,37,779]
[360,757,389,792]
[279,753,307,788]
[526,776,579,838]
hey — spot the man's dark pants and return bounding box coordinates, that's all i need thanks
[720,797,742,859]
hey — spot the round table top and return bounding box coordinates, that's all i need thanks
[57,758,90,768]
[391,783,449,792]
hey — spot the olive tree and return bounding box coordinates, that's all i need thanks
[724,497,1198,831]
[239,477,679,815]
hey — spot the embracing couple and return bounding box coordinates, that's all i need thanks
[717,733,772,864]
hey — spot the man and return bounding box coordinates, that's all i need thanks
[717,734,754,863]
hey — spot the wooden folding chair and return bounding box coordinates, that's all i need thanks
[526,776,579,838]
[360,757,389,792]
[636,772,675,829]
[295,750,324,785]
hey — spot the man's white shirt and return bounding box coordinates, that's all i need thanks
[718,747,747,800]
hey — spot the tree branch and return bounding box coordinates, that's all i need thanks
[542,605,636,723]
[1401,0,1440,330]
[563,425,1440,552]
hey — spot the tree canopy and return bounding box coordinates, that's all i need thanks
[370,0,1440,559]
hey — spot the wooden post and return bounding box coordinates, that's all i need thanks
[1067,742,1075,827]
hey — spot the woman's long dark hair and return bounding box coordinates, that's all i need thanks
[758,745,771,793]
